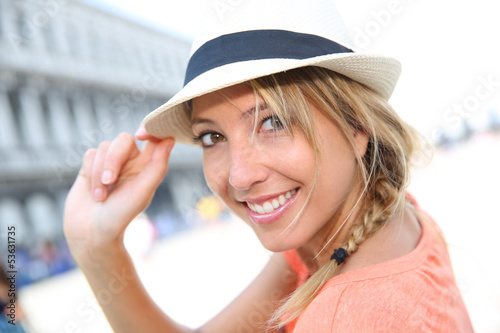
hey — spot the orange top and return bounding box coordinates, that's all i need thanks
[283,211,474,332]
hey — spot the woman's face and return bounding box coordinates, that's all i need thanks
[191,83,367,253]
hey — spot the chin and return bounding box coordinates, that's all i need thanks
[255,233,301,253]
[233,206,304,252]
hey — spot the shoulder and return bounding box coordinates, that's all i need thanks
[295,271,472,332]
[293,273,421,332]
[293,220,473,332]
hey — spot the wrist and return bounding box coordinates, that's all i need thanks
[69,236,128,270]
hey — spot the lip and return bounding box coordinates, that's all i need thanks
[245,189,299,225]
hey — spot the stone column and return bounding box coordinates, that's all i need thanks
[46,90,75,147]
[0,197,31,248]
[0,0,4,41]
[49,6,70,57]
[1,0,23,53]
[17,86,49,148]
[70,93,98,144]
[22,0,49,53]
[93,94,119,140]
[0,85,21,150]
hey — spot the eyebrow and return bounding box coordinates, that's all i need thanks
[191,102,268,126]
[191,117,214,126]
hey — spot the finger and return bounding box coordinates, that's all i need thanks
[152,138,175,165]
[135,123,162,142]
[134,139,175,199]
[91,140,111,201]
[140,136,174,160]
[101,132,140,185]
[71,148,96,194]
[80,148,97,180]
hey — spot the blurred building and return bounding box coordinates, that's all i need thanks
[0,0,206,284]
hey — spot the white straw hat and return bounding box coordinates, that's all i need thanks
[143,0,401,145]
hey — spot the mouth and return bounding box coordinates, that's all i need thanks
[244,188,299,225]
[247,189,297,214]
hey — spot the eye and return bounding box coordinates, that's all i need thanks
[197,132,226,147]
[260,115,283,132]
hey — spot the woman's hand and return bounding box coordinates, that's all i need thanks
[64,129,174,265]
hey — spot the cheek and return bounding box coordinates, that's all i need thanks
[313,135,359,204]
[284,146,316,182]
[203,155,228,199]
[320,150,358,201]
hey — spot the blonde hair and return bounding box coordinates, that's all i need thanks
[247,67,428,328]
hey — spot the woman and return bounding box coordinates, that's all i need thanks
[64,0,473,331]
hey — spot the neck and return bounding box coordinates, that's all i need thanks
[296,186,365,274]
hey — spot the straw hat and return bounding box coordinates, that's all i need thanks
[143,0,401,145]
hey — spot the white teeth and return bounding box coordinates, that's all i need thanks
[247,189,297,215]
[272,199,280,209]
[263,202,274,213]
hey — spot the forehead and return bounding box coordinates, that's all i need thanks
[191,83,259,120]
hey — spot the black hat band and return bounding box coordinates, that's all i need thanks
[184,29,353,86]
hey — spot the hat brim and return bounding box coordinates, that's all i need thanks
[143,53,401,145]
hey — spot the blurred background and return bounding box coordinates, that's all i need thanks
[0,0,498,332]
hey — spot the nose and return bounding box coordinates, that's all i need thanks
[228,142,268,191]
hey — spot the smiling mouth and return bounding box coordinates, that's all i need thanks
[247,189,297,215]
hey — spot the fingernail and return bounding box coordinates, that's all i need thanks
[135,126,147,137]
[93,188,105,201]
[166,140,175,154]
[101,170,113,184]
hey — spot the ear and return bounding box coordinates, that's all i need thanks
[353,128,370,158]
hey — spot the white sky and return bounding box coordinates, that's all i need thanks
[87,0,500,139]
